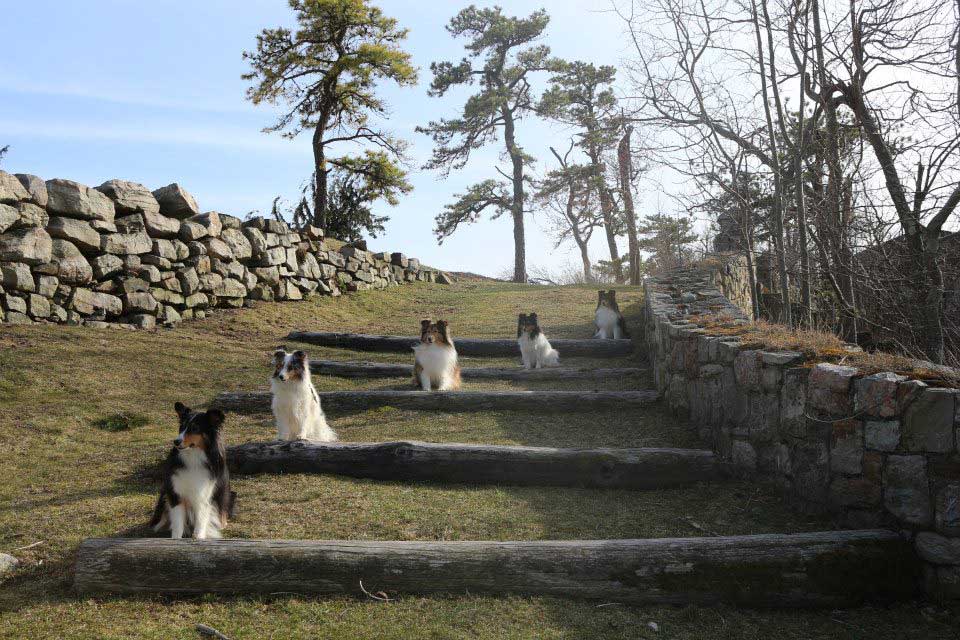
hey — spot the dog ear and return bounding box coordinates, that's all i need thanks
[530,312,538,320]
[420,319,432,329]
[292,350,307,362]
[272,349,286,365]
[598,290,606,299]
[205,408,225,430]
[609,291,617,301]
[174,402,189,419]
[437,320,448,329]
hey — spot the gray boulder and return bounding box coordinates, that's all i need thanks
[47,216,102,254]
[179,220,208,242]
[70,288,122,316]
[189,211,222,238]
[0,170,30,204]
[96,179,160,215]
[122,292,159,314]
[0,204,18,233]
[91,254,123,280]
[152,183,199,219]
[0,553,19,576]
[0,262,35,292]
[15,174,48,207]
[45,179,116,224]
[13,203,49,229]
[0,226,52,265]
[220,228,252,260]
[29,293,51,318]
[49,238,94,285]
[141,210,181,239]
[202,237,233,261]
[101,231,152,255]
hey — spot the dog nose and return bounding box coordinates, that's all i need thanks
[174,437,183,446]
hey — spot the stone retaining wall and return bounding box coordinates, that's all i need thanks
[643,261,960,601]
[0,171,446,329]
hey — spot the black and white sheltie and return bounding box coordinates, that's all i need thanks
[517,313,560,369]
[149,402,234,539]
[413,319,461,391]
[594,290,630,339]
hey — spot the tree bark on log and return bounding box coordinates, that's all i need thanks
[287,332,633,357]
[74,530,918,607]
[213,389,660,414]
[310,360,646,380]
[226,440,724,488]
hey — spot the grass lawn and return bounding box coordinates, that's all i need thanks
[1,282,957,639]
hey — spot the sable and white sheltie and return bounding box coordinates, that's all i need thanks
[271,349,338,442]
[594,290,631,339]
[413,319,461,391]
[150,402,234,539]
[517,312,560,369]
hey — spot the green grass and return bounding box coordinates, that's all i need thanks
[0,282,957,639]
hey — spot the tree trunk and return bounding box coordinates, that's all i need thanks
[226,440,724,488]
[751,0,792,327]
[312,125,327,229]
[214,389,660,415]
[920,230,946,363]
[618,126,641,285]
[589,148,623,283]
[502,107,526,283]
[75,531,918,606]
[286,331,634,357]
[577,239,594,283]
[309,360,645,381]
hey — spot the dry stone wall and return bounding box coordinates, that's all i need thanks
[0,171,447,329]
[643,261,960,601]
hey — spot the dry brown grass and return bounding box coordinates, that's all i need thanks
[686,315,960,387]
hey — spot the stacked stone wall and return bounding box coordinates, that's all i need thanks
[0,171,446,329]
[643,260,960,600]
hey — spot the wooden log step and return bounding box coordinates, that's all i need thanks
[227,440,724,489]
[287,331,633,358]
[74,530,918,607]
[310,359,647,381]
[214,389,660,414]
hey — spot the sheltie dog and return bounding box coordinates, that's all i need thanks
[517,313,560,369]
[413,319,461,391]
[271,349,338,442]
[150,402,234,539]
[594,290,630,339]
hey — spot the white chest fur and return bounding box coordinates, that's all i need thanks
[518,332,559,368]
[414,343,458,376]
[595,306,622,338]
[171,449,215,506]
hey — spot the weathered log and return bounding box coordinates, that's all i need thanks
[309,359,647,380]
[287,331,633,358]
[74,530,918,607]
[213,389,660,414]
[227,440,724,489]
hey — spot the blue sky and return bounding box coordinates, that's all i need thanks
[1,0,645,277]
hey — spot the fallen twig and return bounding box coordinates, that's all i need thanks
[13,541,43,551]
[196,623,231,640]
[359,579,392,602]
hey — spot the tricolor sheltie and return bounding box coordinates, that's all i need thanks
[594,290,630,339]
[271,349,338,442]
[517,313,560,369]
[413,319,461,391]
[149,402,234,539]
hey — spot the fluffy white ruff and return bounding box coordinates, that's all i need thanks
[166,448,221,540]
[271,375,338,442]
[413,342,459,390]
[594,306,624,339]
[518,332,560,369]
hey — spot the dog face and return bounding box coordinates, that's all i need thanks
[597,290,619,311]
[272,349,308,382]
[517,313,540,337]
[172,402,224,452]
[419,319,452,346]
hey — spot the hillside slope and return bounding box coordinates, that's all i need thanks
[1,282,956,639]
